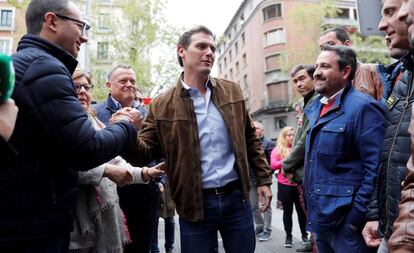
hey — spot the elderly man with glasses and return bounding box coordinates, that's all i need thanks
[2,0,140,252]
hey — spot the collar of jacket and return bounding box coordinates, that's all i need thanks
[399,52,414,70]
[17,34,78,75]
[176,72,216,98]
[303,90,315,105]
[105,94,121,113]
[306,83,353,122]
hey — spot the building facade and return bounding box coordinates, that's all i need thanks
[73,0,125,94]
[0,0,25,56]
[216,0,359,140]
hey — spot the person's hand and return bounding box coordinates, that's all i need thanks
[257,185,272,212]
[0,99,18,141]
[147,162,166,178]
[103,164,133,187]
[362,221,381,247]
[109,109,133,125]
[123,107,142,129]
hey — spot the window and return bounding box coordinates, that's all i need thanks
[219,64,222,75]
[243,74,248,90]
[274,117,287,129]
[98,13,109,29]
[0,38,11,55]
[265,28,285,46]
[242,53,246,67]
[224,57,227,68]
[229,50,232,61]
[235,61,239,74]
[265,54,280,71]
[268,81,289,103]
[0,9,13,28]
[241,32,246,46]
[338,8,350,19]
[97,42,108,59]
[230,68,233,80]
[353,9,358,20]
[235,42,239,54]
[263,4,282,21]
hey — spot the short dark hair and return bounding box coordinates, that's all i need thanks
[177,25,215,67]
[321,27,351,44]
[290,64,316,79]
[321,44,357,81]
[26,0,70,35]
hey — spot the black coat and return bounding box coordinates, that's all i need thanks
[367,63,413,239]
[0,34,137,245]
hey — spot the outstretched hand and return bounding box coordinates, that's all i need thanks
[103,164,133,187]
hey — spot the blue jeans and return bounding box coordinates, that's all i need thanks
[179,189,255,253]
[151,216,175,253]
[314,222,367,253]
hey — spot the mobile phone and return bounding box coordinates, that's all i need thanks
[0,54,15,103]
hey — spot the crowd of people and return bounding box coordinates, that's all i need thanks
[2,0,414,252]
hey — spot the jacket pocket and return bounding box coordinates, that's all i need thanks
[315,184,354,226]
[317,123,346,156]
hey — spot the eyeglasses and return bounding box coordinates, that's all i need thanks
[74,83,94,92]
[55,13,91,35]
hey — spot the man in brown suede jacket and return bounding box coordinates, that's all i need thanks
[124,26,272,253]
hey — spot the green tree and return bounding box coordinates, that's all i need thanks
[7,0,30,9]
[285,0,389,102]
[150,24,184,96]
[90,0,182,101]
[284,0,338,73]
[285,0,389,69]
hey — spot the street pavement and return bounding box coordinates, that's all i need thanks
[155,176,307,253]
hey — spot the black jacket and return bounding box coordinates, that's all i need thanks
[367,59,413,239]
[0,34,137,245]
[0,137,16,166]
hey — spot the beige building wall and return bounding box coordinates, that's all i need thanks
[0,1,25,55]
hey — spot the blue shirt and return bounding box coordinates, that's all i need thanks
[182,79,239,188]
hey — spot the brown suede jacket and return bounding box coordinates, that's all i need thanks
[388,106,414,253]
[353,63,383,101]
[127,76,272,222]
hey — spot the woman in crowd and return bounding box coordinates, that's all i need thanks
[69,69,165,253]
[270,126,307,248]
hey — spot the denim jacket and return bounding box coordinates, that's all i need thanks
[304,84,384,233]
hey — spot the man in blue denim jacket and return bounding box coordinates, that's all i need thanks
[304,45,385,253]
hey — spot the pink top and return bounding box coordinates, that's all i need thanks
[270,147,297,186]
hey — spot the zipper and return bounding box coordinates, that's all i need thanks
[384,71,413,236]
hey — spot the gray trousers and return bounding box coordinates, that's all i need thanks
[250,185,272,232]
